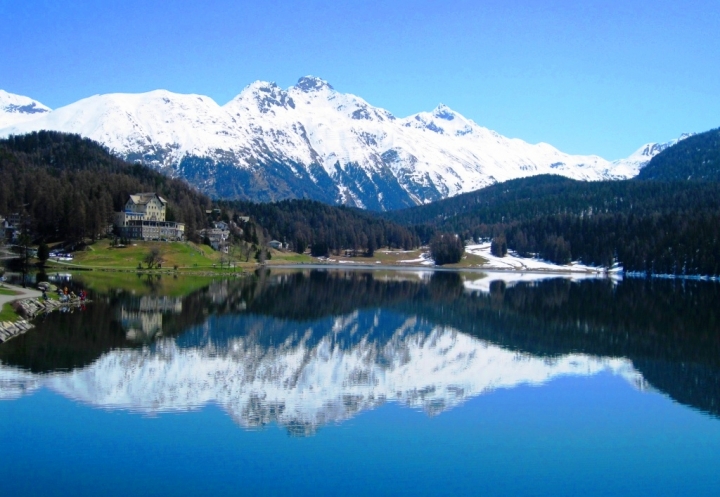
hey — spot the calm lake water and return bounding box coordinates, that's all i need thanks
[2,269,720,496]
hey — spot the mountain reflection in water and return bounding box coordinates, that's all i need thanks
[1,269,719,434]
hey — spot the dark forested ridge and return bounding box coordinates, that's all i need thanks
[221,199,419,254]
[638,127,720,181]
[381,128,720,276]
[390,177,720,274]
[0,131,211,242]
[384,175,720,228]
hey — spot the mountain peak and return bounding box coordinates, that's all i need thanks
[232,80,295,113]
[0,89,51,128]
[432,103,456,121]
[0,89,51,114]
[295,76,333,93]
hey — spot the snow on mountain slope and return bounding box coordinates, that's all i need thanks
[0,90,51,128]
[604,133,694,178]
[0,313,643,433]
[0,78,676,209]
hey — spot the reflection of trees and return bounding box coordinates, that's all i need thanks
[235,271,720,417]
[2,269,720,418]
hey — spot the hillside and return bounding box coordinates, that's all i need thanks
[221,199,419,254]
[0,131,211,242]
[384,174,720,229]
[637,127,720,181]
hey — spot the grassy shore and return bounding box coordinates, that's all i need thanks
[0,303,18,322]
[47,239,224,270]
[40,239,321,273]
[285,248,489,268]
[36,238,495,272]
[0,287,21,297]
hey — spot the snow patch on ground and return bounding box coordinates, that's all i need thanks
[398,252,434,265]
[465,243,610,273]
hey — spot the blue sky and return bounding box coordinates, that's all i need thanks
[1,0,718,159]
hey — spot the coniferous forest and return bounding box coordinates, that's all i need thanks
[0,131,211,242]
[221,199,419,254]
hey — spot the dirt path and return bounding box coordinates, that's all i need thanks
[0,284,42,309]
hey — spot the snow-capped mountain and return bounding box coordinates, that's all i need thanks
[0,89,51,128]
[0,312,643,434]
[0,79,682,209]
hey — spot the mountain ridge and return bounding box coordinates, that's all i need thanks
[0,78,685,209]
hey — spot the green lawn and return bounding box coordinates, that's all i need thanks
[440,252,489,268]
[0,287,21,297]
[48,239,224,269]
[0,303,18,322]
[267,251,314,264]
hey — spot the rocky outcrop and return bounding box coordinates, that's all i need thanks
[0,294,90,343]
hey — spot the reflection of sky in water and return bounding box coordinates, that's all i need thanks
[2,372,720,496]
[2,271,720,495]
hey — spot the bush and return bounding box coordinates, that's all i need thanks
[429,233,464,265]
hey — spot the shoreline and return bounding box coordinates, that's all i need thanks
[262,261,613,276]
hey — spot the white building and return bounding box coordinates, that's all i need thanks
[115,193,185,241]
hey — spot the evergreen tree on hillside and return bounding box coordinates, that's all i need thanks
[430,233,464,265]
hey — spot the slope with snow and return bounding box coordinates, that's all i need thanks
[0,79,681,209]
[0,89,51,128]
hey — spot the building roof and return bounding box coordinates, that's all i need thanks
[128,193,167,205]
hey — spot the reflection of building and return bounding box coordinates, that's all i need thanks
[117,296,183,342]
[115,193,185,241]
[120,309,164,341]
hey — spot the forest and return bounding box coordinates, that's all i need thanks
[637,127,720,181]
[220,199,419,255]
[0,132,418,256]
[0,131,211,243]
[389,176,720,275]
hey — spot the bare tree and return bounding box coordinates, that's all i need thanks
[143,247,163,269]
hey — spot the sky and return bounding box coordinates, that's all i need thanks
[1,0,719,160]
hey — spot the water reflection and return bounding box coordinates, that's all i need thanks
[119,296,183,342]
[1,310,642,435]
[1,269,720,432]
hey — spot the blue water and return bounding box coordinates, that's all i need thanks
[2,271,720,495]
[2,373,719,496]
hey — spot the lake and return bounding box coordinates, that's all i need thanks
[2,269,720,496]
